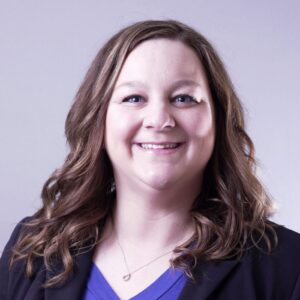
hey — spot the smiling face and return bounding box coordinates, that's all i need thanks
[105,38,215,194]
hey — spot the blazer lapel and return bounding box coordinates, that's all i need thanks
[44,247,94,300]
[179,259,240,300]
[43,245,239,300]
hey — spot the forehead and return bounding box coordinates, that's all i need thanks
[115,38,207,87]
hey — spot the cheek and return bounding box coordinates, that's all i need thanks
[184,107,215,139]
[186,109,215,167]
[105,107,139,146]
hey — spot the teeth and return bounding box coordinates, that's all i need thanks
[140,143,179,149]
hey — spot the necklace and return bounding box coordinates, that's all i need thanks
[112,217,194,282]
[116,236,174,281]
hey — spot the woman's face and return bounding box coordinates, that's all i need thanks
[105,38,215,193]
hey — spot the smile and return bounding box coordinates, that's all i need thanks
[137,143,182,150]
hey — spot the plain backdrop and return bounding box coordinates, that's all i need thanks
[0,0,299,252]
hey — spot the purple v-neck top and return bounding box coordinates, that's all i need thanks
[82,263,187,299]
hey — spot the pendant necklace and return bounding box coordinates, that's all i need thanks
[116,236,174,281]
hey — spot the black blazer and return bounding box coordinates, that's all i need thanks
[1,219,300,300]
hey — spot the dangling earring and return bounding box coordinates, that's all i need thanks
[110,180,116,193]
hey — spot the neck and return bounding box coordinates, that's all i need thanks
[110,179,199,252]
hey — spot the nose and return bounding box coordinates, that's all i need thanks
[142,101,176,130]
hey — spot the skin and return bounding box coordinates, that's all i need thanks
[94,38,215,298]
[105,38,215,199]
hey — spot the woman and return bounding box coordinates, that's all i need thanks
[1,20,300,300]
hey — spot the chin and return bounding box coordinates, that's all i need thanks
[139,172,178,191]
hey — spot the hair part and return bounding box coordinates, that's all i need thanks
[10,19,276,287]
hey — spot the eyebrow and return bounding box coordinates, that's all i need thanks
[114,79,202,91]
[114,81,147,91]
[170,79,202,89]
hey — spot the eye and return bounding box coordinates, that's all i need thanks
[172,94,198,106]
[122,95,145,104]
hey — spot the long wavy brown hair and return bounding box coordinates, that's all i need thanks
[10,20,276,287]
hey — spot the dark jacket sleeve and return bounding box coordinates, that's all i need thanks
[290,271,300,300]
[179,225,300,300]
[0,217,31,300]
[0,217,38,300]
[0,218,93,300]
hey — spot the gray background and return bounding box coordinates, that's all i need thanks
[0,0,299,252]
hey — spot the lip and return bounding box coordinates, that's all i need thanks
[135,141,185,145]
[134,142,185,155]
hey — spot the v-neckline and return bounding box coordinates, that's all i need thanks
[91,263,185,299]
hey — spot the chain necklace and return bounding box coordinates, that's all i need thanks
[116,236,174,281]
[112,214,193,282]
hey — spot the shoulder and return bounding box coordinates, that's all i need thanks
[181,224,300,300]
[0,216,33,269]
[241,224,300,298]
[0,216,32,263]
[0,216,95,300]
[245,223,300,269]
[0,216,45,300]
[252,223,300,264]
[272,223,300,255]
[275,223,300,244]
[1,217,32,247]
[277,224,300,242]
